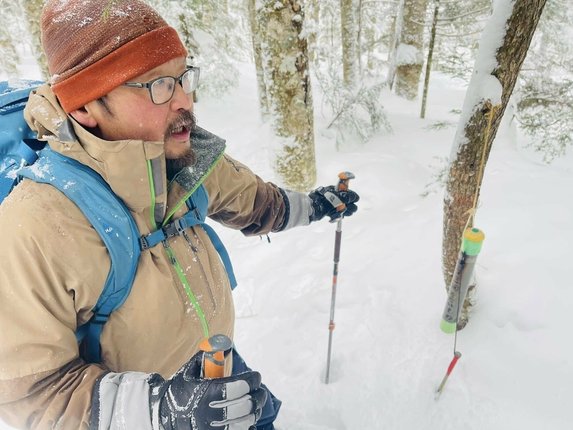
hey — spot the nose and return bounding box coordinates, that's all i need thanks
[170,81,193,112]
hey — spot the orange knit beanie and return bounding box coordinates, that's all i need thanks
[41,0,188,113]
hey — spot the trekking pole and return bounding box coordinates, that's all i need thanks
[325,171,355,384]
[199,334,233,378]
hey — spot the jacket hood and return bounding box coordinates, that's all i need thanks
[23,84,225,232]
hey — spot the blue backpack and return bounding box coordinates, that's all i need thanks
[0,81,236,363]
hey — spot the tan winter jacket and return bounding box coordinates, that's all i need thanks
[0,85,310,429]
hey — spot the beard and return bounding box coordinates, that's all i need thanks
[165,111,197,180]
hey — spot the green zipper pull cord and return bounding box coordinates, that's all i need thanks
[146,160,158,230]
[148,160,213,339]
[164,243,210,339]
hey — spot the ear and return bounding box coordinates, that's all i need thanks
[69,105,98,128]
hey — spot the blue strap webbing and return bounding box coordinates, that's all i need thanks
[17,147,237,363]
[201,222,237,289]
[2,81,238,362]
[139,185,237,289]
[17,139,39,165]
[186,186,237,289]
[19,148,141,363]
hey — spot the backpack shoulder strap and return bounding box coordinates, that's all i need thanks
[19,148,141,363]
[138,184,237,289]
[0,80,43,200]
[186,186,237,289]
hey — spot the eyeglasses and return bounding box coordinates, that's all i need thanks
[123,66,200,105]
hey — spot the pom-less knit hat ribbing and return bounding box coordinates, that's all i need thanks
[41,0,188,113]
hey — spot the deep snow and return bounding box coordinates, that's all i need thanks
[200,65,573,430]
[2,56,573,429]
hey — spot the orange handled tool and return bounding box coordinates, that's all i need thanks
[199,334,233,379]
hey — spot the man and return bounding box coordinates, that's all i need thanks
[0,1,358,429]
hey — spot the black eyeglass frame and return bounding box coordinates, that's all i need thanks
[123,66,200,105]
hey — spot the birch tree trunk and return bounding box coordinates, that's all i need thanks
[394,0,428,100]
[258,0,316,191]
[340,0,359,88]
[443,0,546,328]
[248,0,269,117]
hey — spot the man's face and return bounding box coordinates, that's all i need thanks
[82,56,194,160]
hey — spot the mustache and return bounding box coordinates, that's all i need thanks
[167,111,196,135]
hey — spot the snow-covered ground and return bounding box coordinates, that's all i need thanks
[3,57,573,429]
[200,65,573,430]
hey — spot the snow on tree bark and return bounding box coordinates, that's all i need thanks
[443,0,546,329]
[394,0,428,100]
[258,0,316,191]
[340,0,359,87]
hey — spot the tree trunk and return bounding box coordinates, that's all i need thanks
[248,0,269,117]
[258,0,316,191]
[420,0,439,118]
[341,0,359,88]
[361,1,378,75]
[305,0,319,63]
[394,0,428,100]
[443,0,546,329]
[386,1,403,89]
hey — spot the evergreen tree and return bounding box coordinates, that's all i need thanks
[307,0,391,148]
[432,0,491,80]
[515,0,573,162]
[151,0,250,98]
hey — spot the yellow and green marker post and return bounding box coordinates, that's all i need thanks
[440,227,485,333]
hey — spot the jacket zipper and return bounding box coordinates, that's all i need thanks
[147,160,210,338]
[181,228,217,309]
[146,160,158,230]
[163,240,210,339]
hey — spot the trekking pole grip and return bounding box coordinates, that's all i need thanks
[199,334,233,379]
[331,171,355,219]
[336,171,355,193]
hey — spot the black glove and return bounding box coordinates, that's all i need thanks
[309,185,359,222]
[149,351,267,430]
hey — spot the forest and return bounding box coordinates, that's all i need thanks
[1,0,570,333]
[0,0,573,430]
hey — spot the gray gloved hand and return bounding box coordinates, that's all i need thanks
[308,185,359,222]
[149,350,267,430]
